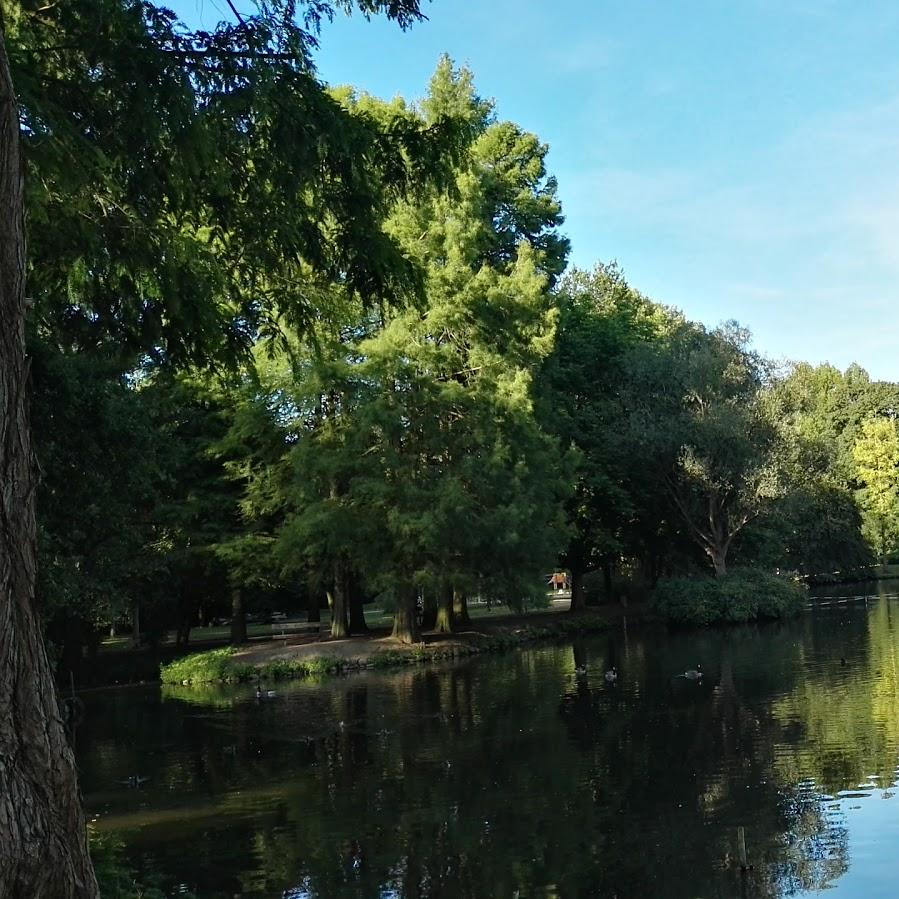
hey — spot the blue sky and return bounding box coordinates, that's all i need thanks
[173,0,899,379]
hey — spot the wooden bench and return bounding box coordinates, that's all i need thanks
[270,620,321,640]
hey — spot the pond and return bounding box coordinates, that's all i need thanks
[77,582,899,898]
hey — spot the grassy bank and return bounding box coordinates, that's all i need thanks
[160,612,618,685]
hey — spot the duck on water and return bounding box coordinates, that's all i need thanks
[680,665,703,681]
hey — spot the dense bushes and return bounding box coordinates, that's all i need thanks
[651,569,806,626]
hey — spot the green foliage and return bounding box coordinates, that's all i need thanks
[772,362,899,485]
[651,569,806,626]
[852,417,899,560]
[13,0,891,675]
[542,267,786,586]
[158,647,346,683]
[9,0,466,367]
[159,648,253,684]
[625,320,780,576]
[12,0,474,661]
[238,60,573,640]
[370,648,430,668]
[540,263,678,587]
[765,362,899,571]
[31,345,167,644]
[736,483,873,576]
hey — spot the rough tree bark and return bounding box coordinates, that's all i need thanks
[230,586,247,644]
[347,570,368,635]
[451,588,471,628]
[420,589,437,631]
[710,546,728,578]
[130,600,141,647]
[392,582,419,645]
[329,561,348,639]
[347,592,368,633]
[434,580,453,634]
[0,26,100,897]
[305,588,320,623]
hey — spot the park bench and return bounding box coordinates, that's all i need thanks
[270,620,321,640]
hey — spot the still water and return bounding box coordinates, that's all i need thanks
[78,585,899,898]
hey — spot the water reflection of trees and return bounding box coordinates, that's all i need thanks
[77,602,899,898]
[770,599,899,795]
[554,630,850,899]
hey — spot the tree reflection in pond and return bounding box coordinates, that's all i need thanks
[78,593,899,898]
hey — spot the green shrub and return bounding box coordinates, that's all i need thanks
[651,568,806,626]
[160,647,345,685]
[369,647,429,669]
[303,656,340,677]
[258,657,308,680]
[259,656,338,678]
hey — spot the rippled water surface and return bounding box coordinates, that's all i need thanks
[78,583,899,897]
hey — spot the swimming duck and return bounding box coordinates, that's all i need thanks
[604,668,618,683]
[120,775,148,788]
[574,665,588,677]
[682,666,703,680]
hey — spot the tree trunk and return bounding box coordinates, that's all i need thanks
[347,571,368,635]
[452,588,471,628]
[230,586,247,644]
[648,551,662,588]
[306,588,320,623]
[130,600,141,647]
[420,589,437,631]
[435,581,453,634]
[569,566,586,613]
[392,582,419,645]
[176,619,192,648]
[603,563,613,602]
[0,29,99,897]
[175,601,192,647]
[710,546,727,578]
[330,561,348,639]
